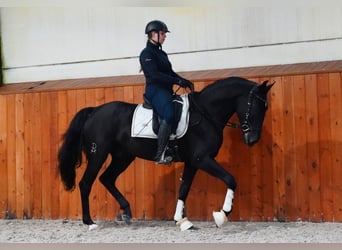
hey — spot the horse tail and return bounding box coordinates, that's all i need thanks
[58,107,94,191]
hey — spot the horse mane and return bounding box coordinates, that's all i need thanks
[200,77,255,96]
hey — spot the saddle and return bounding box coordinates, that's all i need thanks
[131,93,190,140]
[142,94,184,135]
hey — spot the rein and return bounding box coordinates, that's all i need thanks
[187,92,234,131]
[188,84,268,133]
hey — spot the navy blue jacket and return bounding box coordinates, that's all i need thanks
[139,41,185,124]
[139,41,183,94]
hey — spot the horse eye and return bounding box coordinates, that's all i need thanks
[265,101,268,109]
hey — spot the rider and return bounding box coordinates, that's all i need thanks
[139,20,194,164]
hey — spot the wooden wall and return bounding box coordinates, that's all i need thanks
[1,61,342,222]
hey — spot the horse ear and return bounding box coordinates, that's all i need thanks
[261,80,269,86]
[266,80,276,92]
[260,80,275,93]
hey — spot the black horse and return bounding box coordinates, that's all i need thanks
[58,76,274,230]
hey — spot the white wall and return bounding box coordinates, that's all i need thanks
[1,3,342,83]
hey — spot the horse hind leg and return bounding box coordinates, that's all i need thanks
[99,153,135,224]
[79,151,108,229]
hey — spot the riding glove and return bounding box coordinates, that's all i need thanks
[178,79,194,92]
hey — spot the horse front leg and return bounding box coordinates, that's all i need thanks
[196,155,237,227]
[174,163,197,231]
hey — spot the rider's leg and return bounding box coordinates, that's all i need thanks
[154,119,173,164]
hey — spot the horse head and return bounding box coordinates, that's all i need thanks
[237,80,275,146]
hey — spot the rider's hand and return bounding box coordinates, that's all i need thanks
[178,79,194,92]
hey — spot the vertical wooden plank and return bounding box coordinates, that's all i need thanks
[104,87,114,102]
[49,91,60,219]
[317,73,334,221]
[259,131,274,220]
[40,92,51,218]
[23,93,33,218]
[31,92,42,218]
[328,72,342,221]
[0,95,8,218]
[133,85,144,104]
[15,94,25,219]
[154,165,167,219]
[234,129,252,220]
[163,164,177,219]
[41,91,59,219]
[258,77,275,221]
[57,90,68,219]
[283,76,297,221]
[143,160,156,219]
[6,95,17,219]
[250,143,263,221]
[113,86,125,102]
[293,75,309,220]
[270,76,286,221]
[304,74,321,222]
[134,157,145,219]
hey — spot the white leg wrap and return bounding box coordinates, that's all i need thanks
[88,224,98,231]
[213,210,228,227]
[222,188,234,212]
[176,217,194,231]
[173,199,184,221]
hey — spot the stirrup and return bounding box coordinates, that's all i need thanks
[155,150,173,165]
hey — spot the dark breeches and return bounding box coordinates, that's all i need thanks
[145,87,175,125]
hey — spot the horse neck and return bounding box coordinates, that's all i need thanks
[197,80,251,129]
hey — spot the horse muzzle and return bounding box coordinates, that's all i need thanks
[242,131,259,146]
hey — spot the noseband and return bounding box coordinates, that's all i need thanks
[226,85,268,134]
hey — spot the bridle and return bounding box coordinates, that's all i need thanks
[226,85,268,134]
[188,84,268,134]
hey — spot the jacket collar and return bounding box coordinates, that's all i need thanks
[147,40,162,50]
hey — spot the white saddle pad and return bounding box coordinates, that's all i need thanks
[131,93,190,139]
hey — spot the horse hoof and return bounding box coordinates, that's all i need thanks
[116,214,131,225]
[213,210,228,228]
[176,217,194,231]
[88,224,98,231]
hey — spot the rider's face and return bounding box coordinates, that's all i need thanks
[151,31,167,44]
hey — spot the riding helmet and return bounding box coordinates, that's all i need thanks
[145,20,170,34]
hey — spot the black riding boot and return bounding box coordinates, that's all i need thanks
[154,120,173,165]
